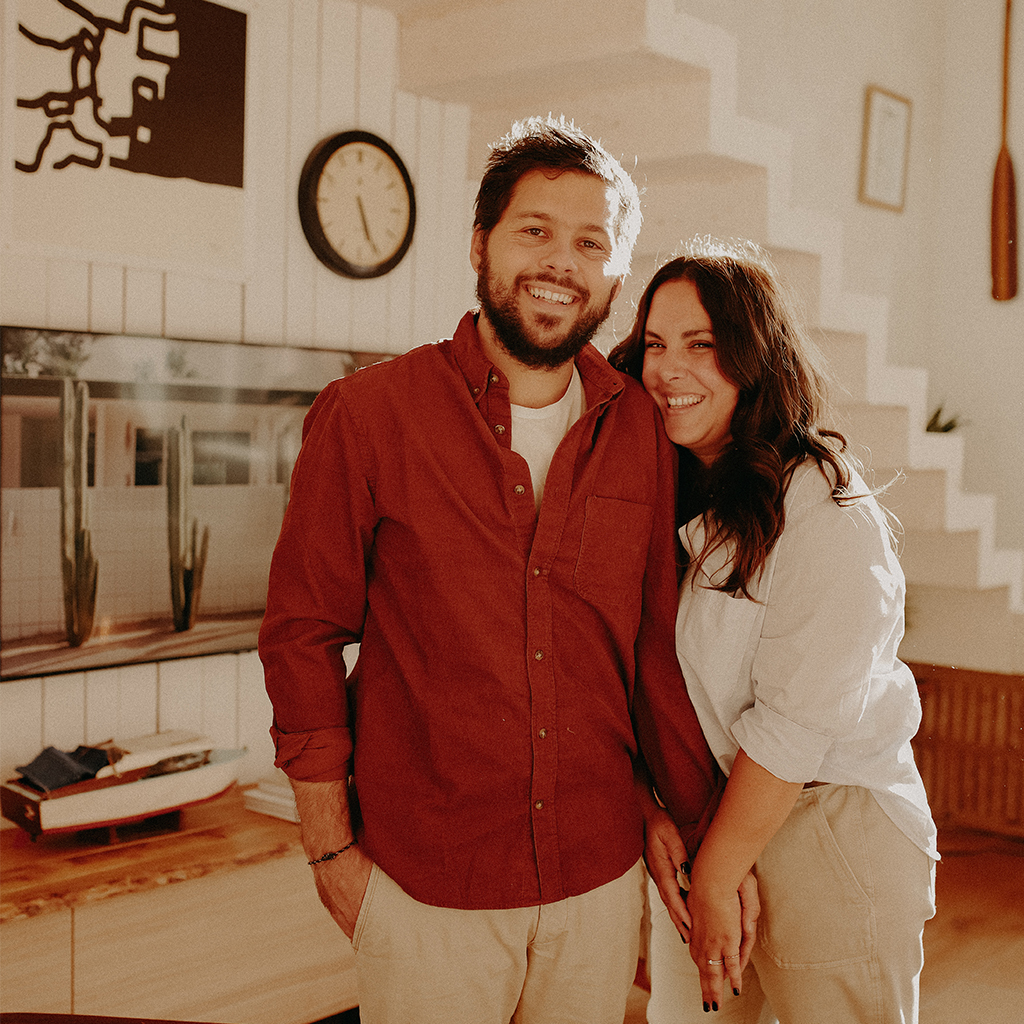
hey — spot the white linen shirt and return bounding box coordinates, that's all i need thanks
[676,460,938,859]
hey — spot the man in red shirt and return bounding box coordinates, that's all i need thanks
[259,116,719,1024]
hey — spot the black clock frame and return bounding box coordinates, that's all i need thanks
[297,129,417,279]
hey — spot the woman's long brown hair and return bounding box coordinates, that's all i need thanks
[610,239,859,598]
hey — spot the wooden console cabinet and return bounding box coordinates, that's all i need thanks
[0,789,358,1024]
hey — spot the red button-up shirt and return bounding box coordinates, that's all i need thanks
[259,312,719,910]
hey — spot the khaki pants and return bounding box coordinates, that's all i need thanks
[352,858,645,1024]
[647,785,936,1024]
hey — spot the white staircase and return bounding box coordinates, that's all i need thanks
[383,0,1024,673]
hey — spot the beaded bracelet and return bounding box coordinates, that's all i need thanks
[308,839,357,865]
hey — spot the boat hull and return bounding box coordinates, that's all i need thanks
[1,749,245,838]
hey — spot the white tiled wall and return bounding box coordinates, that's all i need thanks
[0,0,475,816]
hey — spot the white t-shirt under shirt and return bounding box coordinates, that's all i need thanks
[675,459,939,860]
[510,367,584,510]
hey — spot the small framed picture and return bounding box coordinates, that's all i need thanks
[858,86,912,212]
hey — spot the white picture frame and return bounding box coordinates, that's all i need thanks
[858,85,912,213]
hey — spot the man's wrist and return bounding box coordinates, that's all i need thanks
[307,839,358,866]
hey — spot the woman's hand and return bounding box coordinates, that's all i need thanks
[685,750,803,1011]
[687,877,746,1009]
[737,870,760,972]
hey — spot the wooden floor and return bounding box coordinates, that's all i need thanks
[626,827,1024,1024]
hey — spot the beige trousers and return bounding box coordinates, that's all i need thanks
[647,785,936,1024]
[351,857,646,1024]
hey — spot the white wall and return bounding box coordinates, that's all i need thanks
[0,0,475,809]
[677,0,1023,553]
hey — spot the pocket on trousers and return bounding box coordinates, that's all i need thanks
[573,496,653,609]
[351,862,381,953]
[755,788,875,969]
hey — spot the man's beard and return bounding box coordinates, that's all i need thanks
[476,252,614,370]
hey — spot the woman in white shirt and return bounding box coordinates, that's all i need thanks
[610,240,937,1023]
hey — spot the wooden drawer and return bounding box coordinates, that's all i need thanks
[0,911,72,1014]
[73,853,358,1024]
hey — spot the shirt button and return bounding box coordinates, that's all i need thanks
[533,567,541,576]
[539,728,548,739]
[490,374,500,384]
[535,800,544,810]
[534,650,544,660]
[514,484,525,495]
[495,424,506,434]
[472,386,480,395]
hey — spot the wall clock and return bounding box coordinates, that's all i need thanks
[298,130,416,279]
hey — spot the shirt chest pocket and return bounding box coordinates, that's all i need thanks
[574,496,653,609]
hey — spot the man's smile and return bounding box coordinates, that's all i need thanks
[527,284,578,306]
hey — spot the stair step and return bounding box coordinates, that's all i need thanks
[814,328,869,404]
[831,404,910,468]
[399,0,679,104]
[467,71,715,182]
[393,0,1024,671]
[638,163,770,257]
[769,248,822,325]
[902,584,1024,675]
[872,468,949,531]
[900,528,981,590]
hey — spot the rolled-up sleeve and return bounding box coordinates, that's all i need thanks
[734,490,905,783]
[258,382,376,782]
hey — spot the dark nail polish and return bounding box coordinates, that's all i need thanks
[682,861,692,874]
[703,1003,710,1013]
[733,988,740,996]
[712,1003,719,1012]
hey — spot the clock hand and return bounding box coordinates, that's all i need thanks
[356,195,379,254]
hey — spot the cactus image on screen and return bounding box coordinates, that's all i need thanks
[59,378,98,647]
[167,417,210,631]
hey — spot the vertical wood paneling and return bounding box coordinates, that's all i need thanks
[156,655,240,750]
[0,0,482,809]
[321,0,359,129]
[284,1,321,347]
[347,4,396,348]
[83,668,125,745]
[411,98,443,347]
[124,268,165,338]
[88,263,125,335]
[198,652,241,749]
[41,673,87,750]
[387,90,419,349]
[242,0,291,346]
[0,678,44,790]
[84,663,159,744]
[357,5,397,137]
[164,273,244,342]
[157,657,204,735]
[46,260,90,331]
[312,0,359,350]
[237,650,277,784]
[440,102,475,328]
[0,253,48,327]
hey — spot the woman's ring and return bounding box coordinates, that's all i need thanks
[724,954,741,961]
[707,958,725,966]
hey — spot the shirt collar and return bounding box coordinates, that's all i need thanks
[451,310,625,410]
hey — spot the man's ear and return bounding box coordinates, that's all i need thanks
[610,276,624,305]
[470,227,486,274]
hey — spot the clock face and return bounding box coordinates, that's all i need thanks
[298,131,416,279]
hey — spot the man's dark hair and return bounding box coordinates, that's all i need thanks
[474,116,642,273]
